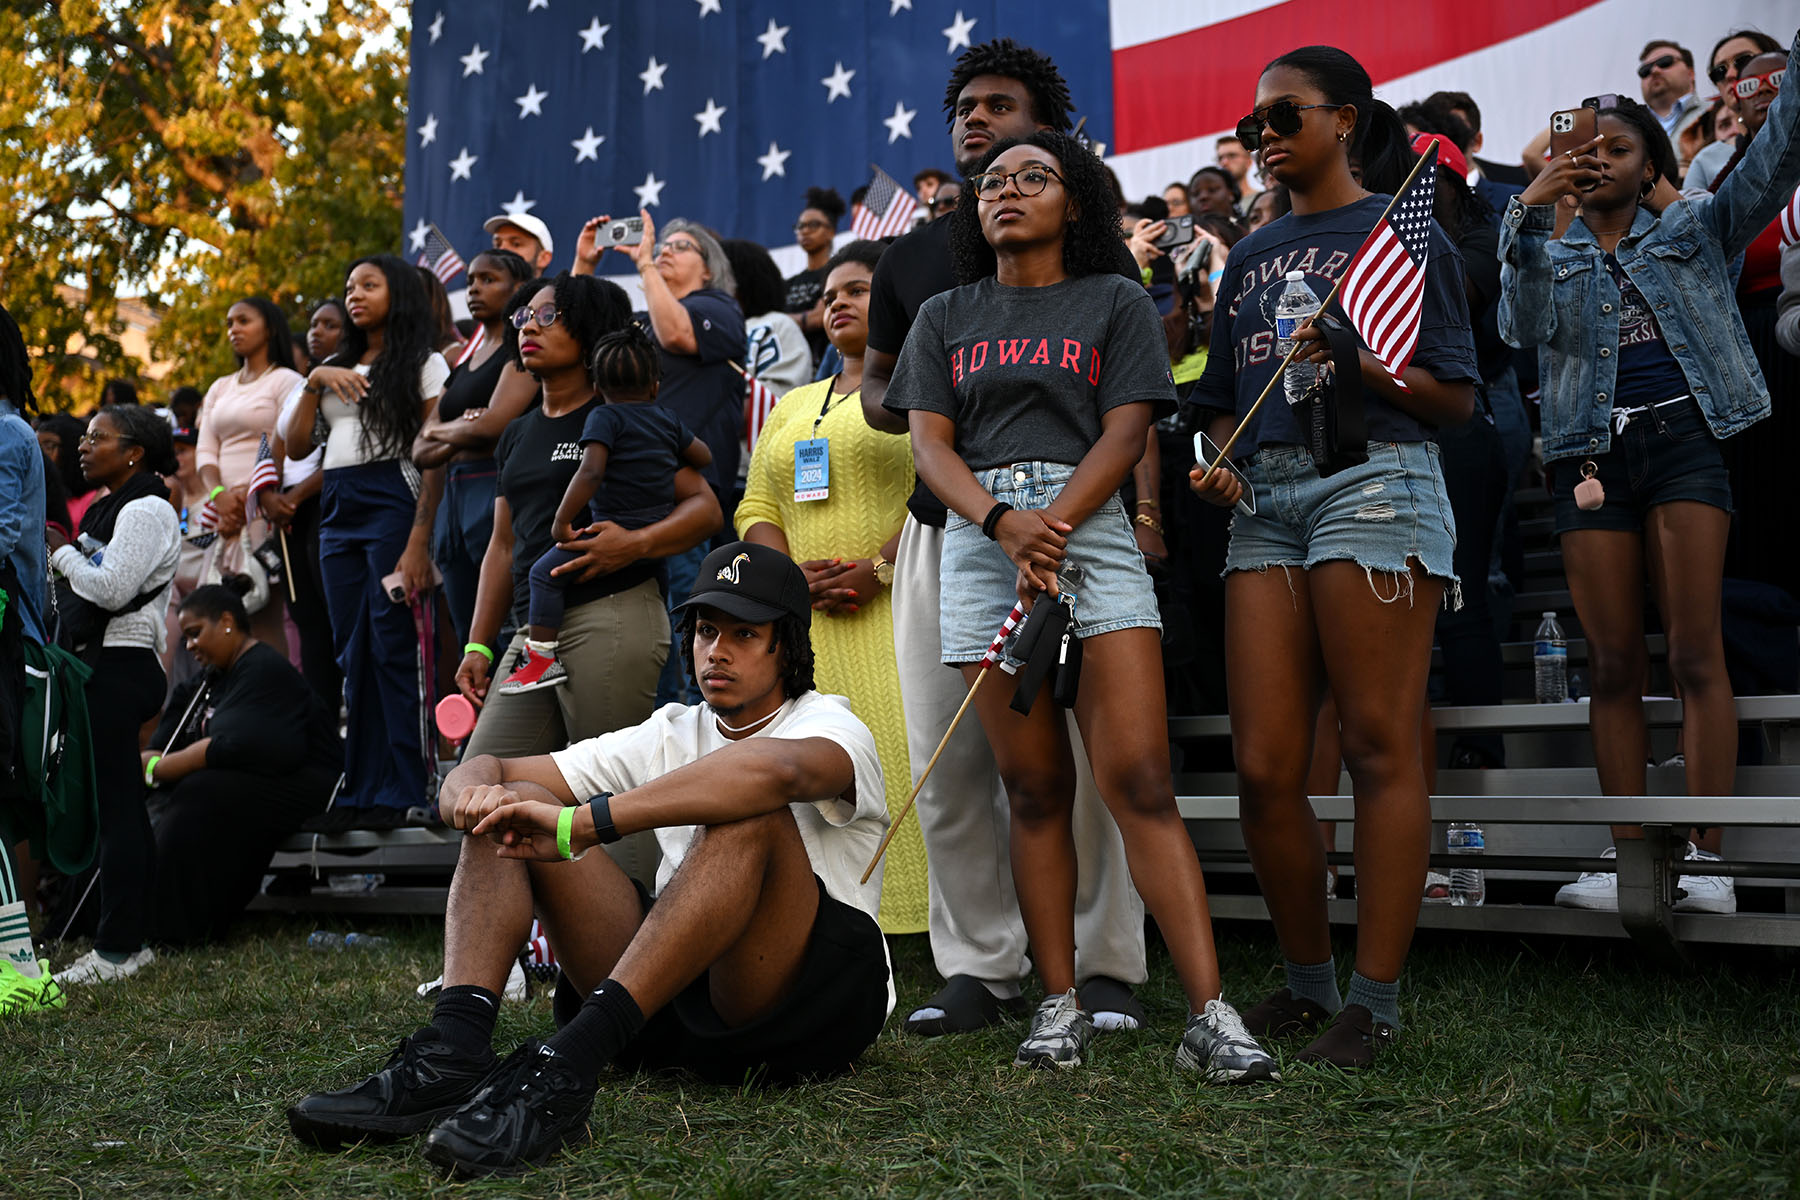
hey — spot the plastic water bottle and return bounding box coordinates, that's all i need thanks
[307,930,345,952]
[1533,611,1568,703]
[1274,271,1322,405]
[344,933,389,952]
[1447,823,1486,906]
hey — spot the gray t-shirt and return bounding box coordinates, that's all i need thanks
[883,273,1175,470]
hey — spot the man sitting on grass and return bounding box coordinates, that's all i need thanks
[287,542,892,1177]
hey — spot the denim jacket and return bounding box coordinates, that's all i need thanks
[1497,30,1800,465]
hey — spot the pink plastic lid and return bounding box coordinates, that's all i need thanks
[435,694,477,742]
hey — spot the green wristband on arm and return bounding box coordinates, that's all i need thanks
[464,642,494,663]
[144,754,162,786]
[557,804,577,860]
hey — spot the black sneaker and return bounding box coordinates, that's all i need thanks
[287,1033,495,1148]
[1240,987,1333,1040]
[422,1040,595,1177]
[1294,1003,1398,1069]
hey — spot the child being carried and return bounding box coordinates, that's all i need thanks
[499,325,712,694]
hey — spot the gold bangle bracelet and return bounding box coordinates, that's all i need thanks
[1134,499,1160,509]
[1134,514,1164,535]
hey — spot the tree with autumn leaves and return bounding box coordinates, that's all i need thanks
[0,2,407,408]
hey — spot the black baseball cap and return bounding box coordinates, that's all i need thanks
[674,541,811,625]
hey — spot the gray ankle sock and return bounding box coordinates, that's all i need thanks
[1284,957,1342,1013]
[1345,971,1401,1030]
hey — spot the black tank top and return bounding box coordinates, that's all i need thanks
[437,343,509,422]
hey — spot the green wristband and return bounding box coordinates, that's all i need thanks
[144,754,162,786]
[556,804,576,860]
[464,642,494,663]
[207,485,227,501]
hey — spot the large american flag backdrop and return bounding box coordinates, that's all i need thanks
[403,0,1791,272]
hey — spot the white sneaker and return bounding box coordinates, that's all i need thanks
[54,947,155,986]
[414,958,529,1002]
[1675,846,1737,914]
[1555,847,1618,911]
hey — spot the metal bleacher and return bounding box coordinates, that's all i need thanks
[1175,481,1800,957]
[259,480,1800,958]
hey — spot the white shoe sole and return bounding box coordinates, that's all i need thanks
[1014,1051,1084,1069]
[1673,889,1737,915]
[1175,1043,1281,1083]
[1554,888,1618,912]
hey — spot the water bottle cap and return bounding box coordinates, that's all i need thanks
[1542,610,1555,618]
[1285,270,1305,281]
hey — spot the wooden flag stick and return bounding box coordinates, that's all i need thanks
[861,600,1027,885]
[278,526,297,603]
[1200,146,1437,482]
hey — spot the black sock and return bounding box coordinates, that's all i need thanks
[428,984,501,1055]
[546,978,645,1085]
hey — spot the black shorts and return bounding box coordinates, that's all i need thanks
[1549,399,1733,535]
[553,874,890,1085]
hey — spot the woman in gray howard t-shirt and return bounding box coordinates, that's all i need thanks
[885,130,1276,1083]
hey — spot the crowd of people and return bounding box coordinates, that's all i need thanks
[1,23,1797,1179]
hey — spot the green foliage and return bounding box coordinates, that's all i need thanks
[0,1,407,408]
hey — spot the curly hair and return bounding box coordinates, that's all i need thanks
[230,297,299,373]
[942,38,1073,131]
[674,609,816,701]
[100,402,180,476]
[949,131,1125,285]
[823,238,886,277]
[330,255,436,460]
[802,186,846,226]
[591,324,660,399]
[503,273,634,385]
[0,300,37,417]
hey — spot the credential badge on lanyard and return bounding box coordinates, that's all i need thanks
[794,388,848,502]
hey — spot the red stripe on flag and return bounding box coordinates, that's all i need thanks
[1111,0,1606,154]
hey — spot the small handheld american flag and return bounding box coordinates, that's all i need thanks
[245,432,280,521]
[744,373,783,453]
[979,602,1028,670]
[850,165,919,240]
[415,222,466,284]
[1335,143,1439,391]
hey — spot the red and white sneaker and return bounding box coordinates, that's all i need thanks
[498,648,567,695]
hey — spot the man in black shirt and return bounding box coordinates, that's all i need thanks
[859,39,1148,1038]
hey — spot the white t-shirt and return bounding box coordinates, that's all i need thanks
[550,690,889,918]
[276,379,324,487]
[311,354,450,471]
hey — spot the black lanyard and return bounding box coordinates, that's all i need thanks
[812,377,855,439]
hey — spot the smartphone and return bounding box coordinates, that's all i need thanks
[1549,106,1598,159]
[599,216,645,246]
[1151,213,1195,250]
[1193,430,1257,518]
[380,570,409,604]
[1176,238,1214,290]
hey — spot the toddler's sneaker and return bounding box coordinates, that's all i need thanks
[1554,846,1618,911]
[1013,989,1093,1069]
[498,647,567,695]
[1176,998,1280,1083]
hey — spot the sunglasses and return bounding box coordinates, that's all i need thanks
[1636,53,1681,79]
[1734,68,1785,98]
[1233,101,1338,150]
[509,304,560,330]
[1708,50,1757,85]
[928,191,962,211]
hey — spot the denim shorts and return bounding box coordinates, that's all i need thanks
[1548,398,1732,535]
[1223,440,1459,604]
[940,461,1161,665]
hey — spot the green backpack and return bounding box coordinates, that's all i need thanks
[15,639,99,875]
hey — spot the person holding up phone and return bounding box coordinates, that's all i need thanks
[281,256,449,826]
[1499,30,1800,917]
[1188,45,1478,1068]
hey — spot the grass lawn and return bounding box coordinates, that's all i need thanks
[4,915,1798,1198]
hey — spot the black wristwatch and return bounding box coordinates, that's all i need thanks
[587,792,621,845]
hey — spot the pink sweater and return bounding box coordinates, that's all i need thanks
[197,366,305,486]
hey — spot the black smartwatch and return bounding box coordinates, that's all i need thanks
[587,792,621,845]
